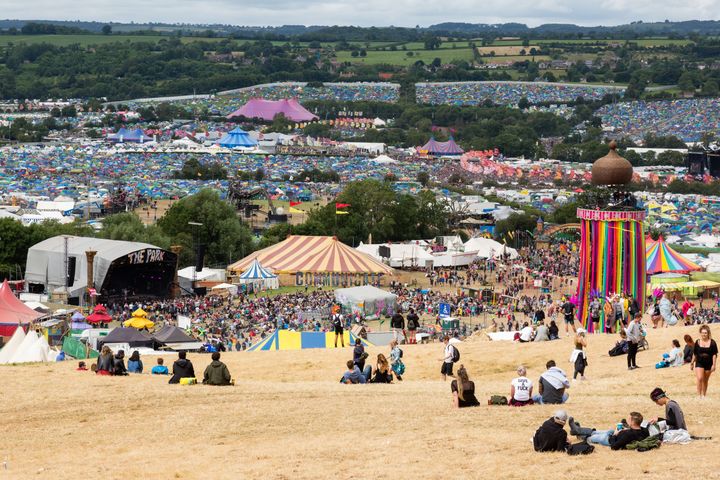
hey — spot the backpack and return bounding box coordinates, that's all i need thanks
[451,345,460,363]
[489,395,508,405]
[626,434,662,452]
[567,441,595,455]
[398,348,403,359]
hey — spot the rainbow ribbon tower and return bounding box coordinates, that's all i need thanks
[575,142,646,332]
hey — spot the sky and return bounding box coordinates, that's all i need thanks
[2,0,720,28]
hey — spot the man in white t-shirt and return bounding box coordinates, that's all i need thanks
[518,323,534,343]
[510,365,534,406]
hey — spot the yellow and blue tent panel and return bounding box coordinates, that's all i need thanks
[248,330,373,351]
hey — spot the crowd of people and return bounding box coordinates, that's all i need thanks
[415,81,624,106]
[598,98,720,142]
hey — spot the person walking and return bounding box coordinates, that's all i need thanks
[391,310,405,343]
[570,328,587,380]
[691,325,718,397]
[389,340,405,381]
[441,336,457,381]
[406,308,419,344]
[332,310,345,348]
[625,313,642,370]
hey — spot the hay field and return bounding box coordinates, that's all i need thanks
[476,45,541,56]
[2,324,719,479]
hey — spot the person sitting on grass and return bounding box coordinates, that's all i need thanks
[76,361,88,371]
[151,357,169,375]
[169,351,195,384]
[127,351,143,374]
[341,359,372,384]
[203,352,232,386]
[112,350,128,376]
[573,411,649,449]
[96,345,114,375]
[649,387,687,431]
[510,365,534,406]
[533,410,569,452]
[451,365,480,408]
[370,353,393,383]
[531,360,570,405]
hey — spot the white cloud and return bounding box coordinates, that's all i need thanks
[3,0,720,27]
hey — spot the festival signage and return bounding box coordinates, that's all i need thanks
[295,272,384,287]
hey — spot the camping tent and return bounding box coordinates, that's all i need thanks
[227,98,318,122]
[419,136,464,155]
[211,283,239,295]
[217,127,258,148]
[0,326,26,363]
[228,236,393,275]
[99,327,153,350]
[647,236,703,274]
[152,325,203,351]
[5,329,54,363]
[248,330,372,351]
[236,259,279,290]
[0,279,43,336]
[334,285,398,319]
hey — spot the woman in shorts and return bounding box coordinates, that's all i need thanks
[691,325,718,397]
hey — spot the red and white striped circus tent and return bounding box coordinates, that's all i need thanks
[227,236,393,275]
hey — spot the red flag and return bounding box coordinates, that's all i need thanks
[289,201,301,207]
[335,203,351,209]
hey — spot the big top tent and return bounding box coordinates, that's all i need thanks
[646,236,703,275]
[216,127,258,148]
[228,236,393,276]
[226,98,318,122]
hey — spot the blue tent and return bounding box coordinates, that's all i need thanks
[217,127,258,148]
[237,259,278,289]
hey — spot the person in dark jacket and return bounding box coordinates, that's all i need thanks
[391,311,405,343]
[533,410,569,452]
[112,350,128,376]
[127,350,143,373]
[352,338,366,371]
[169,351,195,384]
[203,352,232,386]
[406,309,420,344]
[585,411,649,449]
[96,345,114,375]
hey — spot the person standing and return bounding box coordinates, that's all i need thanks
[389,340,405,381]
[406,308,419,344]
[691,325,718,397]
[570,328,588,380]
[441,336,456,381]
[625,313,642,370]
[561,298,575,336]
[391,310,405,343]
[589,297,600,333]
[332,310,345,348]
[352,338,366,372]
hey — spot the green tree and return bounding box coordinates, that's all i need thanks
[101,25,112,35]
[157,189,253,267]
[494,212,537,245]
[417,171,430,187]
[99,212,171,248]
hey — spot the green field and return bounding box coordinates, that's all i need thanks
[336,48,475,65]
[0,34,223,47]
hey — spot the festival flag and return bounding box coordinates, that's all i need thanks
[289,201,302,207]
[335,203,351,209]
[335,210,350,215]
[289,207,305,214]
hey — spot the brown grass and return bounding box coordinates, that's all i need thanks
[1,324,719,479]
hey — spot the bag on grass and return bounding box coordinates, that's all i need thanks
[567,441,594,455]
[626,434,662,452]
[489,395,508,405]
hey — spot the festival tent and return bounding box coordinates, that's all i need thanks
[0,326,26,363]
[152,325,203,351]
[107,128,151,143]
[356,242,433,268]
[211,283,239,295]
[248,330,372,351]
[98,327,153,350]
[0,279,43,336]
[419,136,464,155]
[123,308,155,329]
[236,259,279,290]
[646,236,703,274]
[6,329,54,363]
[86,304,112,325]
[217,127,258,148]
[226,98,318,122]
[227,236,394,275]
[335,285,398,319]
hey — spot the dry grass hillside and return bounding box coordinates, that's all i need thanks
[1,324,719,479]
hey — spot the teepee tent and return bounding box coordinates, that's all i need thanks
[646,236,703,274]
[0,326,26,364]
[8,329,45,363]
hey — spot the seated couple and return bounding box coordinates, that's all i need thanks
[341,354,396,384]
